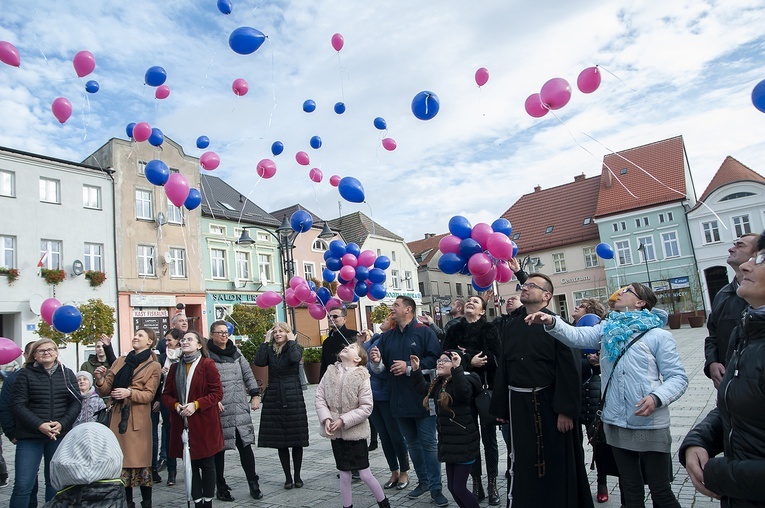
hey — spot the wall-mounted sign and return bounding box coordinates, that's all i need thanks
[130,294,177,307]
[132,309,169,338]
[211,293,258,303]
[560,275,591,285]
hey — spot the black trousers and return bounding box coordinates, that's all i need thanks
[191,456,215,501]
[214,429,257,487]
[610,447,680,508]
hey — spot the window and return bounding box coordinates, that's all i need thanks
[257,232,271,243]
[444,281,451,295]
[218,201,236,211]
[211,249,226,278]
[404,271,413,290]
[419,282,425,295]
[430,281,439,296]
[467,285,474,296]
[582,217,591,225]
[167,203,183,224]
[1,236,16,268]
[573,288,608,306]
[82,185,101,209]
[137,245,155,276]
[545,226,554,234]
[612,223,618,233]
[720,192,755,201]
[1,170,15,197]
[583,247,598,268]
[637,236,656,261]
[661,231,680,258]
[170,248,186,278]
[40,239,62,269]
[312,239,328,251]
[83,243,103,271]
[376,249,382,257]
[455,282,463,296]
[512,233,520,240]
[732,215,752,237]
[635,217,649,228]
[137,161,146,176]
[615,240,632,266]
[39,178,60,204]
[258,254,272,282]
[667,212,674,221]
[135,189,153,220]
[620,221,626,231]
[612,222,626,232]
[552,252,566,273]
[702,221,720,244]
[391,270,400,289]
[210,224,226,236]
[235,252,250,279]
[392,251,397,261]
[303,262,315,281]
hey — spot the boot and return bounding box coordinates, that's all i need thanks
[249,474,263,500]
[140,501,152,508]
[127,504,136,508]
[378,498,391,508]
[472,475,486,502]
[488,476,500,505]
[203,501,212,508]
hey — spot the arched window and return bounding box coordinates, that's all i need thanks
[720,192,755,201]
[312,239,329,251]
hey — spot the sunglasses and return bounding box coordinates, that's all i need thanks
[747,253,765,266]
[620,287,639,298]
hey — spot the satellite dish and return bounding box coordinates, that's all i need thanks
[72,259,84,276]
[29,294,45,315]
[156,212,167,226]
[163,252,173,264]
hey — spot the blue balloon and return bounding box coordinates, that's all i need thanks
[217,0,232,14]
[144,160,170,186]
[411,90,440,120]
[459,263,471,275]
[337,275,350,285]
[323,250,333,261]
[458,238,482,260]
[126,122,136,139]
[354,281,369,297]
[374,256,391,270]
[491,218,512,237]
[352,293,359,303]
[596,242,615,260]
[308,280,317,291]
[271,141,284,156]
[184,188,202,210]
[85,80,99,94]
[148,128,164,147]
[52,305,83,334]
[225,321,235,335]
[316,287,331,305]
[346,243,361,257]
[511,241,518,258]
[448,215,472,239]
[144,66,167,87]
[438,253,466,275]
[329,240,347,258]
[326,257,343,271]
[309,136,322,149]
[290,210,313,233]
[472,279,492,292]
[369,283,387,300]
[338,176,365,203]
[334,102,346,114]
[368,268,386,284]
[303,99,316,113]
[229,26,266,55]
[373,117,387,130]
[196,136,210,149]
[752,79,765,113]
[322,267,336,283]
[576,314,602,327]
[354,265,369,281]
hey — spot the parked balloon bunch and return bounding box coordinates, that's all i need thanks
[39,297,83,334]
[437,216,518,291]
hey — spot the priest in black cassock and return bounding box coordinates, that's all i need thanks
[320,306,359,379]
[490,273,593,508]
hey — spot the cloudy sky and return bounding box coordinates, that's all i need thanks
[1,0,764,242]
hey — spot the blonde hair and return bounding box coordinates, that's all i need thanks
[26,339,57,367]
[270,322,295,354]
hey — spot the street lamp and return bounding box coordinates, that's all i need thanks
[520,255,544,272]
[637,243,651,287]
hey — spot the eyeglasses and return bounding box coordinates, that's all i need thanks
[519,282,550,293]
[328,314,344,320]
[211,331,229,336]
[436,358,453,365]
[620,287,639,297]
[577,304,588,309]
[747,253,765,266]
[36,348,56,355]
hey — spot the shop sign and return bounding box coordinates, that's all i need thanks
[130,294,177,307]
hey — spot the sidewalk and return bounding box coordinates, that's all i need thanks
[0,325,720,507]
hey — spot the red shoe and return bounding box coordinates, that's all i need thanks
[597,484,608,503]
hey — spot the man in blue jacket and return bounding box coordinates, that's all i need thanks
[370,296,447,507]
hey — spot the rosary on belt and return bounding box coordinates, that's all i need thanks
[532,391,546,478]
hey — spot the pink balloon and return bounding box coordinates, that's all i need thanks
[72,50,96,78]
[0,41,20,67]
[51,97,73,124]
[285,289,301,307]
[496,261,514,283]
[255,295,270,309]
[309,167,323,183]
[468,252,493,277]
[132,122,152,142]
[339,265,356,281]
[0,338,22,365]
[540,77,572,110]
[165,173,190,207]
[331,33,344,52]
[341,253,358,267]
[295,151,310,166]
[260,290,283,307]
[524,93,548,118]
[40,298,62,325]
[357,250,376,267]
[290,276,307,289]
[232,78,249,96]
[200,151,220,171]
[337,284,355,302]
[329,175,341,187]
[438,235,462,254]
[487,232,514,260]
[577,66,601,94]
[326,298,343,311]
[295,284,313,303]
[257,159,277,179]
[155,85,170,99]
[474,267,497,288]
[475,67,489,87]
[382,138,397,151]
[470,223,493,249]
[308,303,327,320]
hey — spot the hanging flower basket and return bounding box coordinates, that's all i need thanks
[41,268,66,286]
[0,267,19,284]
[85,270,107,288]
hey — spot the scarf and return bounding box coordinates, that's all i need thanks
[112,349,152,389]
[175,351,202,406]
[600,309,662,361]
[208,339,237,358]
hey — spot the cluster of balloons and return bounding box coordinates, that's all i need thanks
[374,117,397,151]
[285,275,343,319]
[51,50,100,124]
[126,122,166,147]
[40,298,83,334]
[321,239,391,302]
[525,66,602,118]
[595,242,614,260]
[143,159,201,211]
[438,216,518,291]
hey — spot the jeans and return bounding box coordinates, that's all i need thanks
[159,403,177,474]
[10,438,61,507]
[470,413,499,478]
[369,400,409,473]
[397,415,441,492]
[611,447,680,508]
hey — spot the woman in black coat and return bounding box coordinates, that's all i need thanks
[254,322,309,489]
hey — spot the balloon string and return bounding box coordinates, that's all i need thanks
[200,176,217,221]
[236,178,263,227]
[266,38,277,134]
[311,182,326,220]
[336,53,345,101]
[365,203,377,237]
[598,65,644,99]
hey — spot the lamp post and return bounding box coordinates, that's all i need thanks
[637,243,651,287]
[520,255,544,273]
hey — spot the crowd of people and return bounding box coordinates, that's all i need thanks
[1,231,764,507]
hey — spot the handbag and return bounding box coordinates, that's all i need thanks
[94,403,112,427]
[474,371,499,425]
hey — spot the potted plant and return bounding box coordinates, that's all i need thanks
[84,270,107,288]
[0,267,19,285]
[302,346,323,384]
[40,268,66,286]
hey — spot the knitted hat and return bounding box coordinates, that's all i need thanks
[50,422,124,490]
[76,371,93,387]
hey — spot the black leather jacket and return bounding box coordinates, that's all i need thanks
[704,280,748,376]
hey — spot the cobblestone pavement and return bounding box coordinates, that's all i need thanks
[0,325,722,507]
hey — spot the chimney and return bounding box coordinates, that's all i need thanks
[534,185,542,193]
[239,194,244,203]
[574,173,585,182]
[424,233,435,239]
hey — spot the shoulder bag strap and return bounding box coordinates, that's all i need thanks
[598,329,649,411]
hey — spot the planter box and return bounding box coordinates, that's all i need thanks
[667,314,682,329]
[304,362,321,384]
[687,315,705,328]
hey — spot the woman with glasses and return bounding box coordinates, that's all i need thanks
[680,239,765,507]
[9,339,80,507]
[255,322,309,490]
[94,328,162,508]
[526,283,688,507]
[162,331,224,508]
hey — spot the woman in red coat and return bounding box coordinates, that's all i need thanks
[162,331,224,508]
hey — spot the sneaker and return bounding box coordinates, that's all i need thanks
[152,469,161,483]
[156,459,167,472]
[431,489,449,507]
[408,483,429,499]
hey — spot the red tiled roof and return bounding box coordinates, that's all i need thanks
[695,156,765,205]
[407,233,449,267]
[595,136,689,218]
[499,175,601,253]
